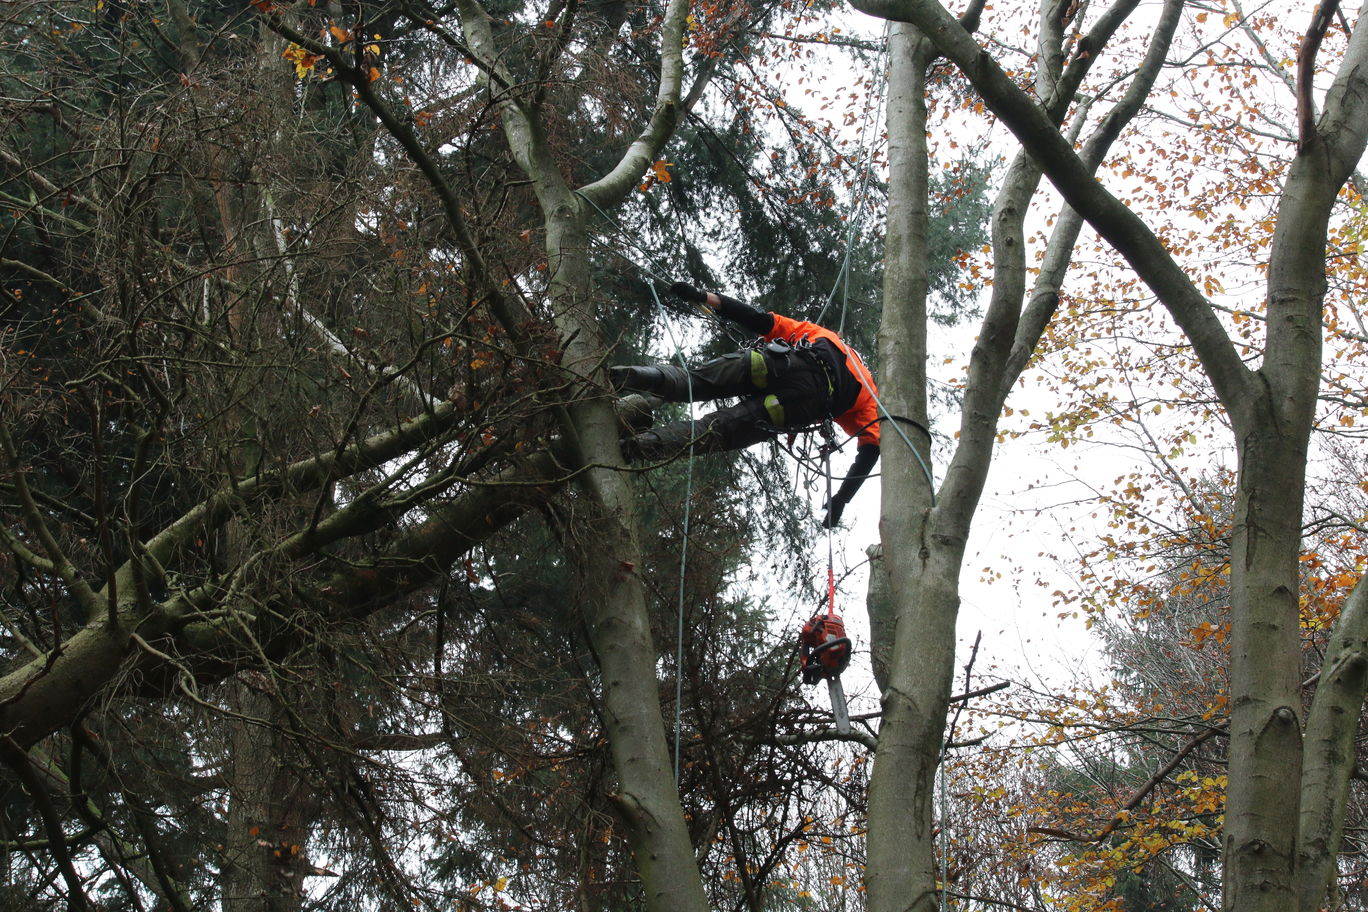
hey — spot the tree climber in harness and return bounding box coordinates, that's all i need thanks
[611,282,881,528]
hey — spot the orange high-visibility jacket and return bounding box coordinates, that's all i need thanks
[763,314,881,446]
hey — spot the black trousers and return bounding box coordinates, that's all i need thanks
[623,347,832,457]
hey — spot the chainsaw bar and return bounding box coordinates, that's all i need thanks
[827,676,851,735]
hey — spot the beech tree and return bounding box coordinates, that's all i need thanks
[851,0,1368,910]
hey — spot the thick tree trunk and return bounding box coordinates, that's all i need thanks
[1222,431,1309,911]
[544,205,710,912]
[222,680,316,912]
[1224,107,1347,912]
[866,24,941,912]
[865,22,934,701]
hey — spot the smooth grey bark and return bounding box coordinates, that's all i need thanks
[865,24,940,912]
[865,543,893,693]
[847,1,1368,909]
[1296,577,1368,910]
[866,21,935,702]
[450,0,711,906]
[859,5,1181,912]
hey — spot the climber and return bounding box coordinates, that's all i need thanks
[611,282,881,527]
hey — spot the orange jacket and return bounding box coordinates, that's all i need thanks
[763,314,881,446]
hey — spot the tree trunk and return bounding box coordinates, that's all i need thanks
[1296,578,1368,911]
[222,679,317,912]
[1224,86,1354,912]
[865,22,935,701]
[844,2,1368,909]
[866,23,941,912]
[546,208,711,912]
[861,8,1174,912]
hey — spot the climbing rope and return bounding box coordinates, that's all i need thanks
[643,279,696,786]
[821,431,837,618]
[816,32,890,338]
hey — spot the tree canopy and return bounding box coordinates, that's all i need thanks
[5,0,1368,911]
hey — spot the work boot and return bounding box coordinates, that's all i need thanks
[619,429,665,461]
[614,393,661,435]
[622,419,715,461]
[608,365,694,400]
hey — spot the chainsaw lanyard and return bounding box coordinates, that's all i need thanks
[822,429,836,618]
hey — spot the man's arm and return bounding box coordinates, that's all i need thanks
[669,282,774,335]
[823,443,879,528]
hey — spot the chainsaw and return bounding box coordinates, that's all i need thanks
[798,610,852,734]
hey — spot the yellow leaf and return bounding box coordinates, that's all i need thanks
[493,876,509,891]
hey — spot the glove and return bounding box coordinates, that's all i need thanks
[669,281,707,304]
[821,498,846,529]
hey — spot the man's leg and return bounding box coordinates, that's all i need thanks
[609,350,772,402]
[620,351,836,459]
[623,397,777,459]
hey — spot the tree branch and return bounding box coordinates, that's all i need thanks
[1297,0,1340,149]
[847,0,1258,417]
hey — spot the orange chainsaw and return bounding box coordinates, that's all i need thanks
[798,610,852,734]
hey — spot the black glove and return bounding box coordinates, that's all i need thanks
[821,498,846,529]
[669,281,707,303]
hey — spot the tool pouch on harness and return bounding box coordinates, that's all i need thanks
[798,612,852,685]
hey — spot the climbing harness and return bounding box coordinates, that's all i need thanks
[795,429,853,735]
